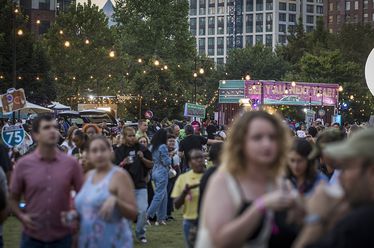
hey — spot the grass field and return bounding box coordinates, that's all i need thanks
[3,213,184,248]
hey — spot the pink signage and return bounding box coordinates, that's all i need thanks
[244,81,339,106]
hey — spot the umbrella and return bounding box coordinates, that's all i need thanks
[48,101,71,110]
[0,101,52,115]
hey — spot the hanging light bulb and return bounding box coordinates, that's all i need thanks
[291,81,296,87]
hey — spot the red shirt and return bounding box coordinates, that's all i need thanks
[10,149,83,242]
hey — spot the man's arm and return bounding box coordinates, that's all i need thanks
[207,139,223,145]
[293,223,325,248]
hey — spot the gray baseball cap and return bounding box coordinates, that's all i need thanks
[323,128,374,161]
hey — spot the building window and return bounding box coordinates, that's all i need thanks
[278,34,286,44]
[306,4,314,13]
[39,20,50,34]
[307,0,313,2]
[337,2,340,11]
[289,3,296,11]
[256,35,263,44]
[199,0,206,14]
[217,58,224,64]
[316,6,323,13]
[217,16,224,34]
[246,0,254,11]
[279,13,286,21]
[246,35,253,46]
[289,14,296,22]
[279,2,287,10]
[39,0,50,9]
[256,0,263,11]
[190,18,197,35]
[306,15,314,24]
[208,37,215,55]
[227,16,233,34]
[199,17,206,35]
[337,14,341,23]
[306,26,314,32]
[355,1,358,9]
[217,37,224,55]
[266,13,272,32]
[256,13,263,32]
[279,24,286,32]
[265,34,272,46]
[208,0,216,14]
[199,38,206,55]
[190,0,197,15]
[328,15,333,23]
[329,3,334,10]
[237,15,243,33]
[364,0,368,9]
[236,35,243,48]
[208,17,215,35]
[246,14,254,33]
[266,0,273,10]
[227,37,234,49]
[345,1,351,10]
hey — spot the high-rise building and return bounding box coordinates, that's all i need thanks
[324,0,374,33]
[188,0,324,64]
[18,0,73,35]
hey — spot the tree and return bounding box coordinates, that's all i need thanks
[0,0,56,103]
[225,45,289,80]
[112,0,204,119]
[277,17,307,65]
[44,0,116,104]
[332,23,374,66]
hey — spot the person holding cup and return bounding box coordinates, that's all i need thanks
[114,127,153,244]
[293,128,374,248]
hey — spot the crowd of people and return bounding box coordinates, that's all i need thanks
[0,111,372,248]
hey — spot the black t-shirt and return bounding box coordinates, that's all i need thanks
[114,143,152,189]
[198,166,217,216]
[307,204,374,248]
[179,135,208,166]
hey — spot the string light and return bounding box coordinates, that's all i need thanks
[59,30,64,35]
[154,60,160,66]
[291,81,296,87]
[36,19,41,24]
[109,51,115,58]
[85,39,90,44]
[17,29,23,36]
[64,41,70,47]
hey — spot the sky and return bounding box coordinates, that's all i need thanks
[76,0,111,9]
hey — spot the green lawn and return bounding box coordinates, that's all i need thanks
[3,212,184,248]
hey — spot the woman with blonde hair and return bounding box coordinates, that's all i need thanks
[196,111,296,248]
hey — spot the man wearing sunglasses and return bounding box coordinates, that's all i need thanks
[9,114,83,248]
[172,149,206,248]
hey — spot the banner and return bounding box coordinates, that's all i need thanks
[184,103,206,118]
[244,81,339,106]
[1,88,26,113]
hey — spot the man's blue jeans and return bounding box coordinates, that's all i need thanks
[20,233,72,248]
[147,166,168,221]
[135,188,148,239]
[183,219,197,248]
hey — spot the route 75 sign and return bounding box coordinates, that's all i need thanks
[1,125,25,148]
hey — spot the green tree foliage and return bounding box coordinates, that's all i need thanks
[225,45,289,80]
[44,0,116,104]
[279,20,374,122]
[113,0,207,119]
[0,0,56,103]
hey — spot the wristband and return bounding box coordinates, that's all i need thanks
[303,214,323,225]
[254,197,266,214]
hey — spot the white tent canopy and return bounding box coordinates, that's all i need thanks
[0,101,52,115]
[48,101,71,110]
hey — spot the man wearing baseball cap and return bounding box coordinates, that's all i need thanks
[294,128,374,248]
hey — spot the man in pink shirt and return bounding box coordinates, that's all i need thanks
[9,114,83,248]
